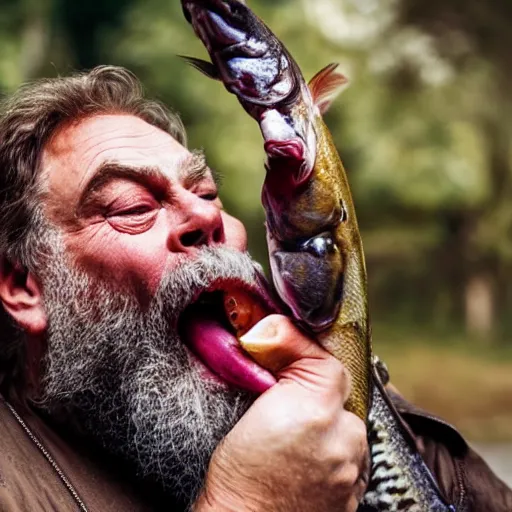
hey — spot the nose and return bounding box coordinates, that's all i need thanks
[168,191,225,252]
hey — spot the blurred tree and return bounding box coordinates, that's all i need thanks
[305,0,512,339]
[395,0,512,338]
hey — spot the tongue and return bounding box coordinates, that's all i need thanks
[181,307,276,394]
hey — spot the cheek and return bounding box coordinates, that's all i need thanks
[66,220,173,300]
[222,212,248,251]
[65,211,248,303]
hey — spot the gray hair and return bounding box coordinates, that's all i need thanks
[0,66,187,394]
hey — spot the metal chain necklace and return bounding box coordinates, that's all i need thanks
[4,400,89,512]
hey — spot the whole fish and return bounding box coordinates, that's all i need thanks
[181,1,455,510]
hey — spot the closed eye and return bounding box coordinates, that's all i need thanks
[200,192,219,201]
[108,204,156,217]
[105,203,159,235]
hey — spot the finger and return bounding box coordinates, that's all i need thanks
[335,413,370,502]
[240,314,324,371]
[240,314,351,400]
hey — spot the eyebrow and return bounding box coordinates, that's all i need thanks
[180,149,221,187]
[77,161,169,212]
[77,152,220,214]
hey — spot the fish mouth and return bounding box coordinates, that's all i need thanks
[178,278,279,393]
[182,0,241,21]
[182,0,299,108]
[181,0,316,181]
[183,0,248,51]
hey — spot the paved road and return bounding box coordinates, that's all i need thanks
[474,444,512,487]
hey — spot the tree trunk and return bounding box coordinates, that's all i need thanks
[20,0,52,80]
[464,272,494,339]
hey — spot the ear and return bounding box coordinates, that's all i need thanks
[308,63,349,115]
[0,258,47,335]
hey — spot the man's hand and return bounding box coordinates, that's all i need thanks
[194,314,369,512]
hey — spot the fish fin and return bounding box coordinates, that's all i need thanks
[308,63,349,114]
[179,56,220,80]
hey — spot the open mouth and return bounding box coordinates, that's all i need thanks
[179,281,278,393]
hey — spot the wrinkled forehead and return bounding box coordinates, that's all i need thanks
[40,114,191,203]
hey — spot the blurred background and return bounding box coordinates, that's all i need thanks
[1,0,511,472]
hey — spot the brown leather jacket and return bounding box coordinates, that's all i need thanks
[388,389,512,511]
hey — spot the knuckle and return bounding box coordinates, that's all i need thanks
[327,412,368,462]
[332,462,361,490]
[325,357,349,383]
[263,314,301,346]
[302,402,337,431]
[346,412,368,443]
[266,313,294,328]
[341,413,368,457]
[274,314,301,339]
[316,443,364,490]
[328,434,368,489]
[322,358,351,397]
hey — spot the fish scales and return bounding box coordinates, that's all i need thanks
[315,116,371,419]
[181,1,455,510]
[361,381,454,511]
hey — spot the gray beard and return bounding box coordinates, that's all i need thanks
[36,245,263,506]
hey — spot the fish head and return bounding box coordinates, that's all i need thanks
[181,0,302,110]
[263,116,357,333]
[268,230,344,332]
[181,0,318,181]
[182,2,352,330]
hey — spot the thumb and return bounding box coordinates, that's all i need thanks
[240,314,351,400]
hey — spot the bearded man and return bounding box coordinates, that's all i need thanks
[0,66,510,512]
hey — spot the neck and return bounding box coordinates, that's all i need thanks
[1,332,46,405]
[23,332,46,399]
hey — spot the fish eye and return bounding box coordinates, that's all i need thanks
[302,233,337,258]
